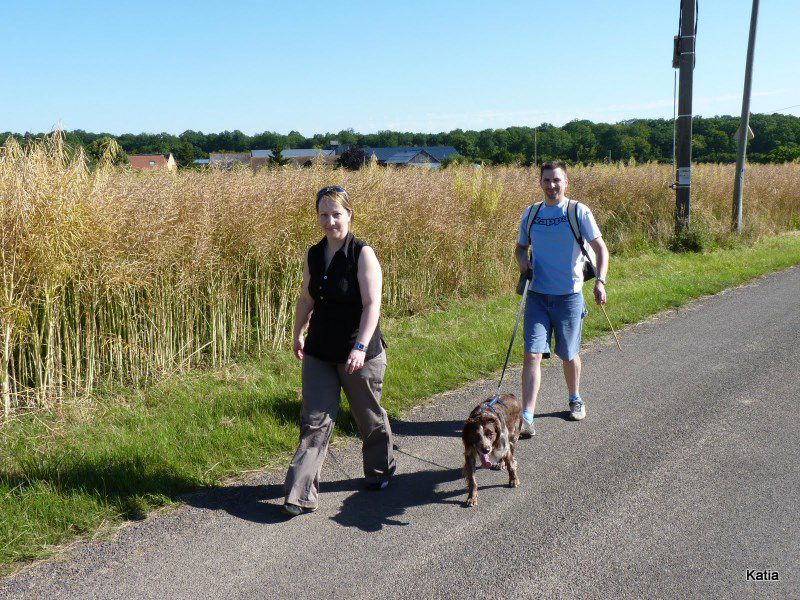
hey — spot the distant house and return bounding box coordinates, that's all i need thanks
[361,146,459,168]
[251,148,339,169]
[209,152,251,169]
[128,153,177,171]
[284,149,336,160]
[384,149,438,168]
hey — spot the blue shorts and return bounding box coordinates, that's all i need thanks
[523,291,588,360]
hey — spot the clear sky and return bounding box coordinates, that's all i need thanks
[2,0,798,136]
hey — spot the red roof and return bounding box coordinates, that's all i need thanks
[128,154,168,169]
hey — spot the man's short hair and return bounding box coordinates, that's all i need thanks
[540,160,568,179]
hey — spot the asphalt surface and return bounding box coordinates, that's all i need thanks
[3,266,799,599]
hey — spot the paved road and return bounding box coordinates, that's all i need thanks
[3,267,799,599]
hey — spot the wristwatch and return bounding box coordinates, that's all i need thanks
[353,342,367,352]
[596,277,606,285]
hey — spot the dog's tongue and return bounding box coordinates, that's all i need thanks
[480,453,492,469]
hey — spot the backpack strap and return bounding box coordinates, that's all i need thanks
[525,201,544,246]
[567,200,594,265]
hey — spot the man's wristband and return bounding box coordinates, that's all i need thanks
[353,342,367,352]
[596,277,606,285]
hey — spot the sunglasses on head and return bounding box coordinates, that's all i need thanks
[316,186,348,200]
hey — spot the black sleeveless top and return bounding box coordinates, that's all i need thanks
[303,233,386,363]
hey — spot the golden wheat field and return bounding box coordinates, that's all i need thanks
[1,134,799,415]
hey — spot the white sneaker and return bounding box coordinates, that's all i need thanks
[520,418,536,437]
[569,400,586,421]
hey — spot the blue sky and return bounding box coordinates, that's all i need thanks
[2,0,798,136]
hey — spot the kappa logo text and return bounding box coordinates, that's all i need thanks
[533,216,569,227]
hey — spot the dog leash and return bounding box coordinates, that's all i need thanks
[490,273,531,404]
[392,442,452,471]
[325,445,354,480]
[599,302,623,351]
[330,441,452,478]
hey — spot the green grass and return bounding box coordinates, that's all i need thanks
[2,232,800,573]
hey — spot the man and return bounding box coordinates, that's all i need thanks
[515,160,609,435]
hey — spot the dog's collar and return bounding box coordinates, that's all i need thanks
[483,398,507,412]
[481,399,508,430]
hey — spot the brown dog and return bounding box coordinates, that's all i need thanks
[461,393,523,507]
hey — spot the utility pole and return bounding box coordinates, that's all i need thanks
[732,0,760,232]
[534,127,538,166]
[674,0,696,232]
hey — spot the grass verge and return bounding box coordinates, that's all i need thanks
[2,232,800,573]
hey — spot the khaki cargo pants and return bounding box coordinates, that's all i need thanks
[284,350,395,508]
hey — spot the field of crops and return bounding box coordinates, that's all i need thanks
[2,134,799,415]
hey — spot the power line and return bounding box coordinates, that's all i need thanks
[760,103,800,114]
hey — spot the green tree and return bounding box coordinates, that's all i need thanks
[491,148,524,165]
[268,145,290,167]
[563,120,598,162]
[766,143,800,163]
[439,154,472,168]
[174,140,202,167]
[285,130,306,149]
[537,126,573,162]
[8,114,800,169]
[85,136,127,167]
[476,130,497,157]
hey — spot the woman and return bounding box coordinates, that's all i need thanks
[283,185,395,516]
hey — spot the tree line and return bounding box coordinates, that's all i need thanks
[4,113,799,167]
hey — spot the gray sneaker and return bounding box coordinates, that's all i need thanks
[283,503,317,517]
[520,418,536,437]
[569,400,586,421]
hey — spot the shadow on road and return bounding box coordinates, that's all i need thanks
[183,481,291,525]
[184,414,512,530]
[329,467,466,532]
[183,465,484,531]
[535,410,571,421]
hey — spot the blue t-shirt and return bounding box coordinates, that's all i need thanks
[517,198,602,295]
